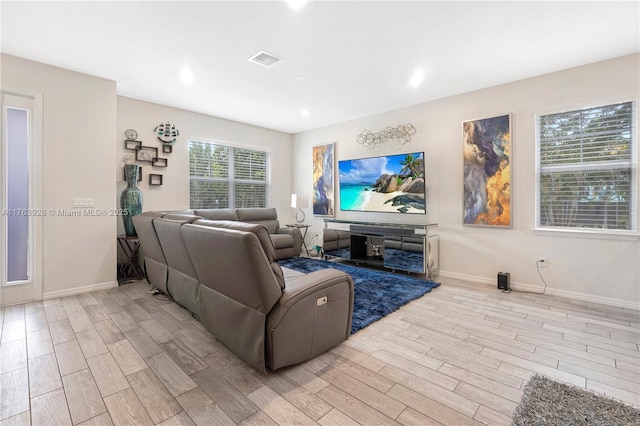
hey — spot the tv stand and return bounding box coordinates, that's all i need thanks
[324,219,439,278]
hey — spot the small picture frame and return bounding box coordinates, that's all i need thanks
[149,174,163,186]
[152,157,168,167]
[125,140,142,151]
[123,166,142,182]
[162,144,173,154]
[136,146,158,163]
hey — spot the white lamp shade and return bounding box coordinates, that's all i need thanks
[291,194,309,209]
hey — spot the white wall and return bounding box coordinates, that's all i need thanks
[292,54,640,308]
[116,97,294,232]
[2,54,118,302]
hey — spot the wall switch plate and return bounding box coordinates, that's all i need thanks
[72,198,94,208]
[316,296,327,306]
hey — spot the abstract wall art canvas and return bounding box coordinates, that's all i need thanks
[312,143,335,216]
[463,114,511,227]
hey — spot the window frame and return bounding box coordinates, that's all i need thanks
[188,138,271,209]
[534,98,638,238]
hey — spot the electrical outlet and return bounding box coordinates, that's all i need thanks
[537,257,547,268]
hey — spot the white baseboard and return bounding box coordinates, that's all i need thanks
[438,270,639,311]
[43,280,119,300]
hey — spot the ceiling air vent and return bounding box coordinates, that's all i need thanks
[248,50,281,68]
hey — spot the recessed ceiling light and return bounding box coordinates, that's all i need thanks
[287,0,308,10]
[180,67,194,85]
[409,70,424,87]
[300,109,310,117]
[296,75,308,81]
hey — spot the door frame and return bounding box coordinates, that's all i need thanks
[1,89,44,306]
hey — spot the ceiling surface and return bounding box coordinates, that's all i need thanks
[1,1,638,134]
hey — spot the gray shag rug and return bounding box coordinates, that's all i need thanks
[512,375,640,425]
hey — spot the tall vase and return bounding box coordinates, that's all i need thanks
[121,165,143,237]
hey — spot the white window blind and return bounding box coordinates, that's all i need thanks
[536,101,636,232]
[189,140,270,209]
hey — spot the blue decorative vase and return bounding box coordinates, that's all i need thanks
[121,165,143,237]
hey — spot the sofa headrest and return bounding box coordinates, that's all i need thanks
[193,219,276,261]
[236,208,279,233]
[138,211,166,218]
[131,214,166,262]
[236,207,277,222]
[165,209,195,215]
[160,214,202,223]
[194,209,239,221]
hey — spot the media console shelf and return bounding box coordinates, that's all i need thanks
[323,219,439,278]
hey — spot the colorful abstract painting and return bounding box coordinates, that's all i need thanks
[463,114,511,227]
[313,143,335,216]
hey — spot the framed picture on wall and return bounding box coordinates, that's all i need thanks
[136,146,158,163]
[462,114,512,227]
[312,143,335,217]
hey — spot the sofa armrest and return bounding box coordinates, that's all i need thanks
[266,269,354,370]
[276,269,353,309]
[276,227,302,256]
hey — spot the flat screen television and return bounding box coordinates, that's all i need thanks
[338,152,426,214]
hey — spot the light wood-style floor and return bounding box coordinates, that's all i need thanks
[1,277,639,425]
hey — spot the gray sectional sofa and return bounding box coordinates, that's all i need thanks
[132,209,354,371]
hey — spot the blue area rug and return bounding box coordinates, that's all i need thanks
[383,248,425,274]
[324,247,350,259]
[278,257,440,334]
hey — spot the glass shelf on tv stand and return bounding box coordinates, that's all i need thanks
[323,219,439,279]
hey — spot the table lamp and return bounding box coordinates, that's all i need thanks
[291,194,309,224]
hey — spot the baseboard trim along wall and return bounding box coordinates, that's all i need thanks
[439,270,639,311]
[42,280,119,300]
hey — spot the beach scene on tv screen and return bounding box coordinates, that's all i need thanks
[339,152,426,214]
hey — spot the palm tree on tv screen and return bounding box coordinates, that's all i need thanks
[399,153,423,179]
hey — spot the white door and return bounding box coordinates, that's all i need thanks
[1,91,43,306]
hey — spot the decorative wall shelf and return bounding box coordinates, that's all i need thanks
[125,140,142,150]
[152,157,168,167]
[149,174,163,186]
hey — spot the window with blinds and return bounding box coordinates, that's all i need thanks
[189,140,270,209]
[536,101,636,232]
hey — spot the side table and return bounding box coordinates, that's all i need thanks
[117,234,144,283]
[286,224,310,256]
